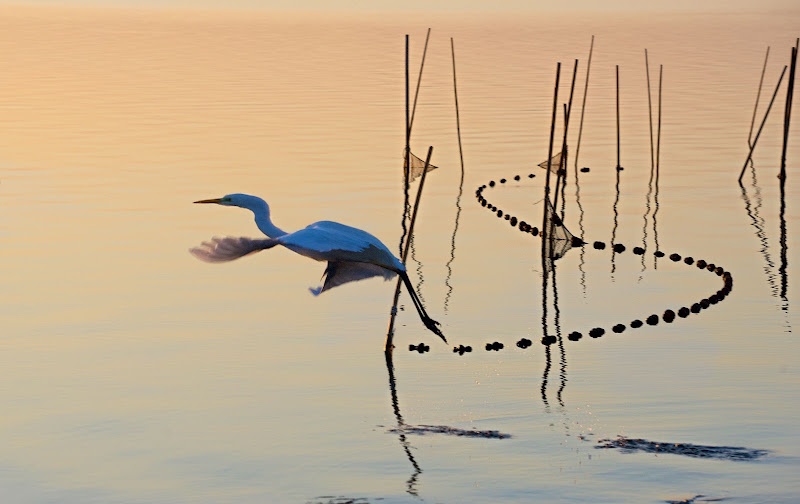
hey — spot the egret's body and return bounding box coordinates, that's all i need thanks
[190,193,444,341]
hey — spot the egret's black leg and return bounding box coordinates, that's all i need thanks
[400,272,446,343]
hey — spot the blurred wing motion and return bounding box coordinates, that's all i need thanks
[311,260,397,296]
[190,236,280,263]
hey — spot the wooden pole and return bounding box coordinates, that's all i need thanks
[656,65,662,174]
[738,65,788,183]
[574,35,594,171]
[780,41,797,302]
[552,59,579,216]
[645,49,655,172]
[749,46,771,148]
[780,40,798,179]
[408,28,431,136]
[542,63,561,269]
[386,146,434,352]
[401,35,410,256]
[404,35,410,189]
[451,38,465,181]
[615,65,621,170]
[654,64,663,268]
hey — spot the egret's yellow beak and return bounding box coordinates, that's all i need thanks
[194,198,223,204]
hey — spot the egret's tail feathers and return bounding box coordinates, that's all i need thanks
[190,236,279,263]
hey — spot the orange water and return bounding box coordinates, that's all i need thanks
[0,5,798,503]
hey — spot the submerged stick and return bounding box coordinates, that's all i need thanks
[574,35,594,171]
[749,46,771,149]
[386,146,434,352]
[738,65,788,183]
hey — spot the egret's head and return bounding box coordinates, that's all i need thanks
[194,193,265,210]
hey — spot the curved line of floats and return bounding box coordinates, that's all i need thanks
[409,172,734,354]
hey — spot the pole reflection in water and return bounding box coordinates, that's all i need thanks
[740,164,780,297]
[443,172,463,312]
[779,163,788,305]
[384,351,422,496]
[611,165,621,275]
[409,235,426,306]
[738,163,790,331]
[444,37,466,313]
[574,163,588,297]
[540,254,568,410]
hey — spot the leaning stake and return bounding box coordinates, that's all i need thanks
[738,65,788,183]
[386,146,434,352]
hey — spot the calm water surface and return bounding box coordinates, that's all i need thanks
[0,5,798,503]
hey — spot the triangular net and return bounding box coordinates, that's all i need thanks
[538,146,567,175]
[404,148,438,182]
[542,196,581,270]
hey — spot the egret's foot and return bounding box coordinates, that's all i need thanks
[423,317,446,343]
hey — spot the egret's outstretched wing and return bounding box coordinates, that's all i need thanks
[309,261,397,296]
[190,236,280,263]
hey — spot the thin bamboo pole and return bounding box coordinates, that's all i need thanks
[552,59,579,216]
[542,63,561,270]
[451,38,465,181]
[401,35,410,256]
[645,49,655,172]
[386,146,434,352]
[749,47,770,148]
[574,35,594,171]
[654,64,663,268]
[404,35,410,188]
[738,65,788,183]
[615,65,621,170]
[408,28,431,136]
[656,65,663,174]
[780,40,797,178]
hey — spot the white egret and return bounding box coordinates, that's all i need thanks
[190,193,445,342]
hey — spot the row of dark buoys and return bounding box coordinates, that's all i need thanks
[419,178,735,354]
[476,179,544,238]
[409,343,430,353]
[559,252,733,343]
[453,345,472,355]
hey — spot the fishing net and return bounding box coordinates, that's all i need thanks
[538,147,567,175]
[404,148,438,182]
[542,195,580,270]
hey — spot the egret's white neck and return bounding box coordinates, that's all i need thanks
[240,197,287,238]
